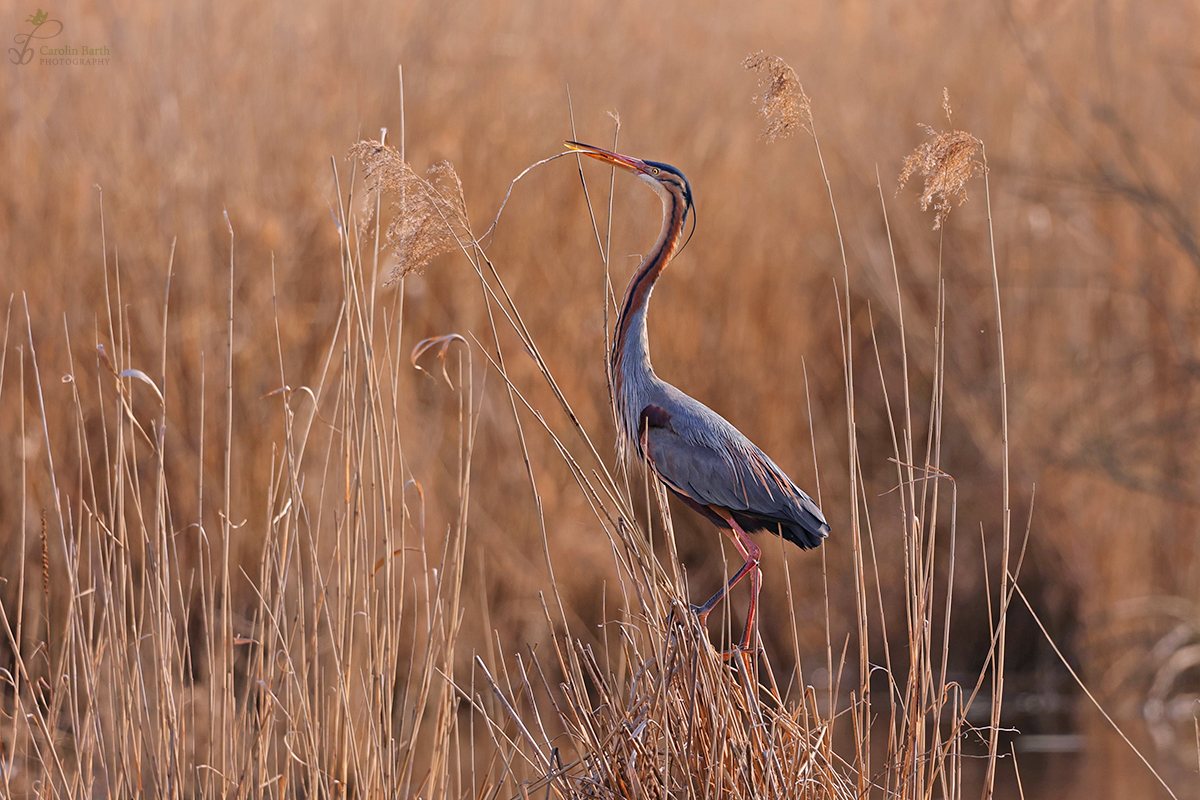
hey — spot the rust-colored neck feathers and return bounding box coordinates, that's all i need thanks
[611,184,689,456]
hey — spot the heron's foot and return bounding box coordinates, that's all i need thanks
[663,600,700,630]
[718,643,761,663]
[688,603,711,626]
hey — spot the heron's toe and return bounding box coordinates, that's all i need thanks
[718,644,761,663]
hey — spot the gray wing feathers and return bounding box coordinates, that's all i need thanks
[645,424,753,510]
[643,408,830,549]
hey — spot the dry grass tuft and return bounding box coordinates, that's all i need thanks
[743,51,812,141]
[348,139,470,281]
[898,92,986,229]
[519,608,843,798]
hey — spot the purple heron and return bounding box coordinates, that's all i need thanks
[567,141,830,652]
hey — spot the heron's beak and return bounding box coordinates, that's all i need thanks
[565,141,650,175]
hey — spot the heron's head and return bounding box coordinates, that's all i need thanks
[565,141,694,222]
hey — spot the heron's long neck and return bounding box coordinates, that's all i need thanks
[612,189,686,449]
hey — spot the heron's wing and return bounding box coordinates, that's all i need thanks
[644,422,763,510]
[642,415,828,549]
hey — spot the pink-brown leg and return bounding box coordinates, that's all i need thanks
[692,510,761,653]
[738,536,762,651]
[691,549,756,623]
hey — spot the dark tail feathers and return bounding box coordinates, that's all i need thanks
[733,506,829,551]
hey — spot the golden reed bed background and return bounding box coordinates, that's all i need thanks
[2,0,1199,796]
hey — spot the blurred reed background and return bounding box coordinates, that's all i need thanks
[2,0,1199,796]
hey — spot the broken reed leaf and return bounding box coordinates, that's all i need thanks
[411,333,469,390]
[898,123,985,230]
[743,51,812,141]
[348,140,470,283]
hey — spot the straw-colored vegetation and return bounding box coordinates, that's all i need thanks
[3,1,1200,797]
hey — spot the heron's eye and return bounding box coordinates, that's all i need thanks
[651,167,660,175]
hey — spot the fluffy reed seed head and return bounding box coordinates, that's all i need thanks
[348,139,470,283]
[898,90,986,230]
[743,51,813,141]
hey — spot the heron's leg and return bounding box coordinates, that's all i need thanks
[722,515,762,651]
[692,512,762,648]
[738,545,763,652]
[691,555,757,624]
